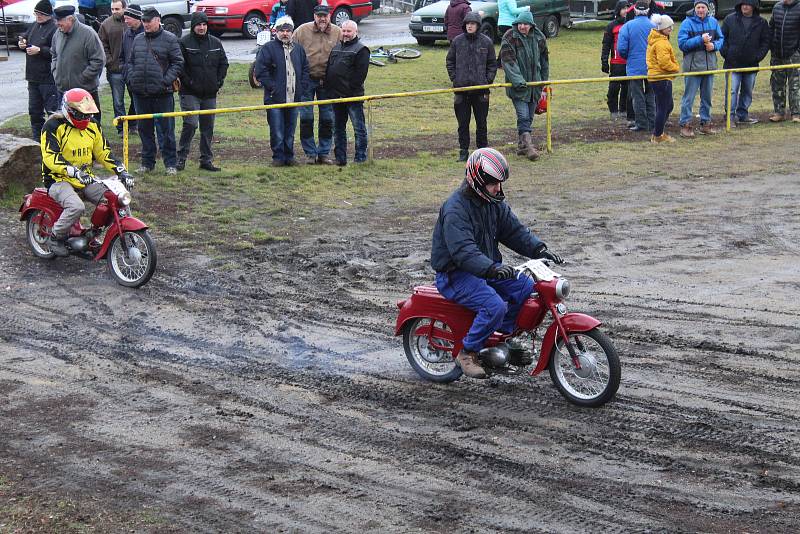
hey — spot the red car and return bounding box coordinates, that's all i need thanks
[194,0,374,39]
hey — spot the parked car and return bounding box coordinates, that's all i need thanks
[567,0,778,21]
[0,0,77,45]
[140,0,192,36]
[409,0,570,45]
[194,0,373,39]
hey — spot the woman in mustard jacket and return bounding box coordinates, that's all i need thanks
[647,14,680,143]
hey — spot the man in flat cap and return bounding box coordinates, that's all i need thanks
[19,0,58,139]
[51,5,106,123]
[292,1,341,164]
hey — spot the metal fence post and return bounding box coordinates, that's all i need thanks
[546,87,552,153]
[367,99,374,163]
[123,119,129,169]
[726,70,732,132]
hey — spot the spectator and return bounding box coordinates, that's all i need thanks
[602,1,633,122]
[625,0,664,21]
[78,0,97,21]
[293,3,341,165]
[98,0,128,134]
[677,0,723,138]
[287,0,317,27]
[325,20,370,166]
[445,0,471,42]
[497,0,529,36]
[51,5,106,122]
[446,11,497,161]
[177,11,229,172]
[19,0,58,139]
[119,3,143,134]
[618,1,655,133]
[254,16,311,167]
[270,0,289,27]
[720,0,770,125]
[127,7,183,174]
[647,13,679,143]
[500,11,548,161]
[768,0,800,122]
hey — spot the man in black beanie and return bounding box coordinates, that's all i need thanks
[19,0,58,139]
[176,11,229,172]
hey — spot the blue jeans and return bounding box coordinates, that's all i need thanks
[651,80,674,137]
[435,269,535,352]
[107,72,127,131]
[628,78,655,130]
[333,102,368,164]
[726,72,757,121]
[267,107,298,163]
[132,93,177,169]
[299,79,334,158]
[680,74,714,126]
[511,99,535,134]
[28,81,59,139]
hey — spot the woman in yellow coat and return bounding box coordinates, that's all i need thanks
[647,14,680,143]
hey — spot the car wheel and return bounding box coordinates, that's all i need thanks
[479,21,496,43]
[542,14,559,38]
[242,11,266,39]
[332,7,351,27]
[162,16,183,38]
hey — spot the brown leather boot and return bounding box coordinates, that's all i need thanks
[698,123,718,135]
[680,125,695,138]
[516,134,526,156]
[456,350,487,379]
[521,132,539,161]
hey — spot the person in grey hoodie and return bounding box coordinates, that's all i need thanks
[51,5,106,123]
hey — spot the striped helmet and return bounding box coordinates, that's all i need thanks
[465,148,509,203]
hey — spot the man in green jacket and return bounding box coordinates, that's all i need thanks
[500,11,549,161]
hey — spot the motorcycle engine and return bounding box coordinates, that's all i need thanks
[66,235,89,252]
[479,344,509,368]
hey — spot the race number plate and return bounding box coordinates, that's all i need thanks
[423,25,444,32]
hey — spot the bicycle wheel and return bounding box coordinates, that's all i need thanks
[369,58,386,67]
[389,48,422,60]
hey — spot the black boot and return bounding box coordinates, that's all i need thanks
[47,235,69,257]
[458,149,469,162]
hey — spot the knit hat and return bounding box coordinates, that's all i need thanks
[191,11,208,29]
[34,0,52,16]
[53,5,76,19]
[462,11,481,28]
[513,11,534,26]
[694,0,709,7]
[124,4,143,19]
[650,13,674,31]
[633,0,649,15]
[274,15,294,30]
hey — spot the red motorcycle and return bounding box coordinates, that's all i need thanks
[395,259,621,407]
[19,177,157,288]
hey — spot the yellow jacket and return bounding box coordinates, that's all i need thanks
[647,29,680,81]
[40,114,118,189]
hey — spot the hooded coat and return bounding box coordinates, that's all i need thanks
[602,1,630,68]
[500,11,549,103]
[446,12,497,90]
[720,0,770,68]
[179,12,229,98]
[445,0,472,41]
[647,28,680,80]
[677,8,724,72]
[769,0,800,59]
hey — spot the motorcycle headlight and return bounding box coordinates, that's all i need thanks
[410,15,421,22]
[555,278,571,300]
[118,191,132,206]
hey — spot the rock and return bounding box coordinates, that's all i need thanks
[0,134,41,197]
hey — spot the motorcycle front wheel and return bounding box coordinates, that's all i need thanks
[548,327,621,407]
[26,210,55,259]
[402,317,462,383]
[107,230,157,288]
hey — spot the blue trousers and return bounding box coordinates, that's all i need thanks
[511,98,535,134]
[435,269,534,352]
[299,78,334,158]
[132,93,177,169]
[267,107,298,163]
[333,102,367,164]
[107,72,135,132]
[725,71,757,122]
[651,80,674,137]
[680,74,714,126]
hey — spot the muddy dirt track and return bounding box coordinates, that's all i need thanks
[1,166,799,532]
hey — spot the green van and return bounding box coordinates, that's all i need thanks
[408,0,570,45]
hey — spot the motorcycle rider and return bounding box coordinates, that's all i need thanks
[41,87,133,257]
[430,148,563,379]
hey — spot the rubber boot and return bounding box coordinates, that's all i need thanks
[521,132,539,161]
[47,235,69,257]
[458,149,469,162]
[456,350,487,379]
[516,134,526,156]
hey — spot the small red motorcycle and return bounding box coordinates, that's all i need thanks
[395,259,621,407]
[19,177,157,288]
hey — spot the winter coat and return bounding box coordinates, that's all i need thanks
[602,1,629,67]
[286,0,317,27]
[500,12,549,102]
[498,0,529,28]
[678,11,723,72]
[120,23,144,84]
[23,18,57,83]
[769,0,800,59]
[617,14,655,76]
[98,15,126,73]
[127,28,184,97]
[179,31,229,98]
[647,29,680,80]
[720,0,770,68]
[446,14,497,91]
[51,21,106,93]
[444,0,471,41]
[325,36,370,97]
[254,39,311,104]
[430,183,544,278]
[292,21,342,80]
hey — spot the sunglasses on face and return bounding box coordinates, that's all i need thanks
[71,109,93,121]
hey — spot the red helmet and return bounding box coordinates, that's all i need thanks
[61,88,98,130]
[465,148,509,203]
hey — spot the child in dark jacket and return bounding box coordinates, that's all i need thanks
[602,1,634,122]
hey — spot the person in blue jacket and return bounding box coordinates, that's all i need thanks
[430,148,563,379]
[617,0,656,132]
[497,0,531,36]
[254,15,311,166]
[677,0,724,137]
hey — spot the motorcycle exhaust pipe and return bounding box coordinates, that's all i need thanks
[66,235,89,252]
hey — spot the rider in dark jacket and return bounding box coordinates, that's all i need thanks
[431,148,562,379]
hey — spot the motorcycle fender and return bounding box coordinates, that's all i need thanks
[19,189,61,222]
[531,313,602,376]
[94,217,149,261]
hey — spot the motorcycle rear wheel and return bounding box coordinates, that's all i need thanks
[548,327,620,407]
[107,230,157,288]
[402,317,462,383]
[26,210,55,259]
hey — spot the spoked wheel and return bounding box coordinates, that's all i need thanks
[402,317,462,383]
[26,210,55,259]
[107,230,157,288]
[548,328,620,407]
[388,48,422,60]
